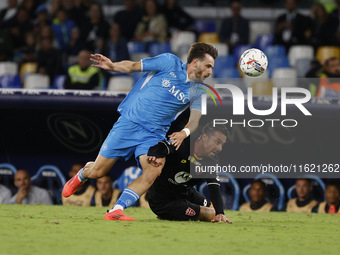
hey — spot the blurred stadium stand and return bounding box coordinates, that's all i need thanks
[31,165,66,205]
[0,62,18,76]
[288,45,314,67]
[107,76,134,91]
[0,163,17,194]
[0,3,338,96]
[0,74,21,88]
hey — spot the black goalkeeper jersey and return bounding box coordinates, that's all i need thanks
[148,137,225,215]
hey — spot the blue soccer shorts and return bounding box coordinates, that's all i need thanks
[99,116,166,161]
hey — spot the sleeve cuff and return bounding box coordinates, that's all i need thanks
[140,59,143,72]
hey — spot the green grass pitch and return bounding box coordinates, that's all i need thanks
[0,204,339,255]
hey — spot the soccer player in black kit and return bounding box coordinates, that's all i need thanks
[146,122,233,223]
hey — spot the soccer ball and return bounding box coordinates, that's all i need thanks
[239,48,268,77]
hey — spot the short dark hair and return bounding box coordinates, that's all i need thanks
[72,162,85,168]
[296,178,311,185]
[251,180,266,191]
[98,174,113,181]
[187,43,218,63]
[325,181,340,191]
[325,57,339,67]
[201,121,229,138]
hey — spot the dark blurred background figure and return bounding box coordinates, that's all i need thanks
[104,23,130,62]
[64,50,103,90]
[305,59,323,78]
[2,6,33,49]
[317,182,340,214]
[20,0,37,18]
[219,0,249,53]
[66,27,86,66]
[331,0,340,43]
[305,57,340,97]
[0,0,18,24]
[310,3,338,48]
[81,2,109,53]
[161,0,194,38]
[59,0,89,29]
[36,24,58,49]
[134,0,168,43]
[33,4,52,35]
[15,30,37,65]
[199,0,216,6]
[51,7,76,51]
[36,36,64,83]
[113,0,143,41]
[274,0,312,50]
[319,57,340,78]
[0,27,13,61]
[306,57,340,78]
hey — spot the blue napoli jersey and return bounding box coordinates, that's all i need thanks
[117,53,204,134]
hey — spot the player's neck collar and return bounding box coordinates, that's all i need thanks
[183,63,193,83]
[186,73,190,82]
[193,139,204,160]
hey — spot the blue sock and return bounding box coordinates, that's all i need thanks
[116,188,140,209]
[78,168,87,182]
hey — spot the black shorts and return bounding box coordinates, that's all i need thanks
[147,186,211,221]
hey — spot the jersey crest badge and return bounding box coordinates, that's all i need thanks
[185,207,196,216]
[170,72,177,78]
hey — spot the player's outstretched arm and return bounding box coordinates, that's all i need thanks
[207,178,233,223]
[91,54,141,73]
[169,109,202,150]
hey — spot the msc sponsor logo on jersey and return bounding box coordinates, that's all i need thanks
[168,85,190,104]
[170,72,177,78]
[174,171,192,184]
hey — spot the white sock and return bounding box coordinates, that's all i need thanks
[109,204,124,213]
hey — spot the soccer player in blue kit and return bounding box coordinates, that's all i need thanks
[62,43,218,221]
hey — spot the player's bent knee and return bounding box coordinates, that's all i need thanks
[85,161,95,169]
[197,206,216,222]
[141,167,163,185]
[84,161,107,179]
